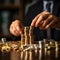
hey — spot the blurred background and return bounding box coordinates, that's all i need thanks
[0,0,36,40]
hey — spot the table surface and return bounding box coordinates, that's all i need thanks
[0,40,60,60]
[0,48,60,60]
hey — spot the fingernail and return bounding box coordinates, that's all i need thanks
[20,32,22,34]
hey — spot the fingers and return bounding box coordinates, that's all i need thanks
[10,26,20,36]
[31,11,50,28]
[15,21,24,34]
[35,15,44,27]
[31,13,40,26]
[44,21,54,29]
[42,15,53,29]
[10,20,23,36]
[31,11,57,30]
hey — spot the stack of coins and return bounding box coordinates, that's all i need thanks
[24,26,29,36]
[29,26,34,45]
[21,34,25,49]
[49,40,55,46]
[29,26,34,36]
[20,26,34,50]
[24,26,30,45]
[1,38,6,44]
[43,39,48,48]
[55,41,58,48]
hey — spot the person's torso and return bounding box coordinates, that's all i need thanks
[25,0,60,41]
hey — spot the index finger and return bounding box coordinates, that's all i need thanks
[31,14,40,26]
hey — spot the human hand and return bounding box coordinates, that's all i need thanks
[31,11,59,30]
[10,20,24,36]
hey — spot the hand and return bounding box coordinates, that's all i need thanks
[10,20,24,36]
[31,11,59,30]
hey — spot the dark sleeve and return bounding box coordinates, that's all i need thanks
[23,3,42,26]
[23,7,35,26]
[54,3,60,41]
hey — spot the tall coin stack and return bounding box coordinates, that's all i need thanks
[21,34,25,49]
[29,26,34,45]
[24,26,30,45]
